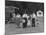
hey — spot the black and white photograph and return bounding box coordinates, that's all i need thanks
[5,0,44,35]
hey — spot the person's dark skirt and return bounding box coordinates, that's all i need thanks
[23,18,27,28]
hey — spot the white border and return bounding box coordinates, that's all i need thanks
[0,0,46,35]
[9,0,44,3]
[0,0,5,35]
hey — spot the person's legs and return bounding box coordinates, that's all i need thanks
[32,18,35,27]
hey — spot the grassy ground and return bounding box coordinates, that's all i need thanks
[5,17,44,35]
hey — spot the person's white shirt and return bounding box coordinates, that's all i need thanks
[22,14,29,20]
[22,14,27,18]
[32,13,36,18]
[16,14,21,18]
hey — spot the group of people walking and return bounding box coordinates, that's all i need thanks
[8,12,36,28]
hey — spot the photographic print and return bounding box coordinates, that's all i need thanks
[5,0,44,35]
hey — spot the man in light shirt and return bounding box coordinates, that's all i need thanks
[22,14,29,28]
[32,13,36,27]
